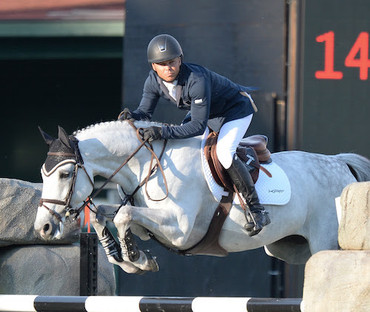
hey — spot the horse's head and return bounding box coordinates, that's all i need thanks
[34,126,94,240]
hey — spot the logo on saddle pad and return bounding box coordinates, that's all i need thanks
[201,129,291,206]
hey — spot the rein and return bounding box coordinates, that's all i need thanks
[40,120,169,223]
[91,121,169,203]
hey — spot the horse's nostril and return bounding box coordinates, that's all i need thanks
[43,223,50,233]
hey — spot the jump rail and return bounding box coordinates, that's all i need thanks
[0,295,302,312]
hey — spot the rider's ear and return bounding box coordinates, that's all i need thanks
[38,126,54,146]
[58,126,71,148]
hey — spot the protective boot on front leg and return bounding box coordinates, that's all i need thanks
[100,227,123,262]
[118,237,159,273]
[122,228,140,262]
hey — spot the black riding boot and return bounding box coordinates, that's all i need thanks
[227,154,271,236]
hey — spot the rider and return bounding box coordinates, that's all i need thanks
[119,34,270,236]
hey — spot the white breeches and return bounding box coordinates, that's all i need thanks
[216,114,253,169]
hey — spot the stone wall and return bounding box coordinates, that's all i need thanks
[0,178,78,246]
[0,244,115,295]
[0,178,115,295]
[302,182,370,312]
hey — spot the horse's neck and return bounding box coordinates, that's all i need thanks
[75,121,140,182]
[75,121,204,194]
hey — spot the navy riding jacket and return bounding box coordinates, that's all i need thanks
[132,62,257,139]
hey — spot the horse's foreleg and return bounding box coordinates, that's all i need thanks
[113,203,197,272]
[115,204,195,247]
[90,206,144,274]
[113,207,159,272]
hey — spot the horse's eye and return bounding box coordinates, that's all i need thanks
[59,171,71,179]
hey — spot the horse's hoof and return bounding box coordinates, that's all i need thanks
[134,268,146,275]
[143,250,159,272]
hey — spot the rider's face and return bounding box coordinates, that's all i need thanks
[152,57,181,82]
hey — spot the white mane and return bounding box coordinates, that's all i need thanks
[73,120,164,141]
[72,120,169,157]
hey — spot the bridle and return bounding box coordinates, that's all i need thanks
[39,121,168,224]
[39,134,95,223]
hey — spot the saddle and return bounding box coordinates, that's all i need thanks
[183,131,272,257]
[204,131,272,192]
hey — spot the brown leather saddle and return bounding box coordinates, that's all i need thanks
[182,131,272,257]
[204,131,272,192]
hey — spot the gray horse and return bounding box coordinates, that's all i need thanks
[34,121,370,274]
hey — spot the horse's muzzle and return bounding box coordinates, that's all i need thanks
[34,219,60,240]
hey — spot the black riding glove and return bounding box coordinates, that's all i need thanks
[118,108,135,121]
[140,126,162,142]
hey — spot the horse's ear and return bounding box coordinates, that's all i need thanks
[58,126,71,148]
[38,126,54,146]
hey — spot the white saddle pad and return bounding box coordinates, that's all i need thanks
[201,129,291,205]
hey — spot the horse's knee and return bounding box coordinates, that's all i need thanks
[113,206,132,227]
[90,211,98,224]
[90,213,105,233]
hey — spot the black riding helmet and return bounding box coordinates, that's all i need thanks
[147,34,183,63]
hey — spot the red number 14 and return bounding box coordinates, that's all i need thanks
[315,31,370,80]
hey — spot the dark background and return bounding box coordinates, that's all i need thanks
[1,55,122,181]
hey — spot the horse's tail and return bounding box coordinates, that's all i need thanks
[334,153,370,182]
